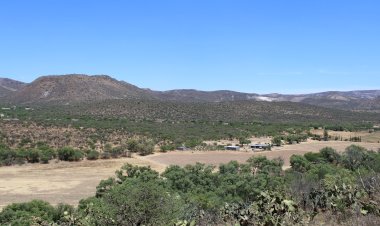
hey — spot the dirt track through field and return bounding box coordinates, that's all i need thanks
[1,141,379,210]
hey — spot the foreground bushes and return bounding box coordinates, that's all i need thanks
[1,145,380,225]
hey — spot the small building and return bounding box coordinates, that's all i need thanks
[225,145,240,151]
[251,144,271,150]
[0,114,4,118]
[177,146,189,151]
[1,107,10,110]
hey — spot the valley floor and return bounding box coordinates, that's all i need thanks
[1,140,380,210]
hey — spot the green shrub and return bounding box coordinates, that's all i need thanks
[100,151,111,159]
[82,180,184,226]
[160,144,175,152]
[15,149,27,165]
[87,150,100,160]
[40,148,56,164]
[26,149,41,163]
[57,147,83,162]
[0,200,56,225]
[0,149,17,166]
[136,143,154,156]
[110,147,124,158]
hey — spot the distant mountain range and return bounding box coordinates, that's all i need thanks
[0,78,26,97]
[1,74,379,112]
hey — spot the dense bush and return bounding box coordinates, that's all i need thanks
[40,148,56,164]
[110,146,124,158]
[57,147,83,162]
[81,180,184,226]
[127,138,155,156]
[0,148,17,166]
[87,150,100,160]
[160,144,176,152]
[26,149,41,163]
[100,151,111,159]
[0,200,56,225]
[2,145,380,225]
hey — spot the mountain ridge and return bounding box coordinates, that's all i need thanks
[0,78,26,97]
[1,74,379,111]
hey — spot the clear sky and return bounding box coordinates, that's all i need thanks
[0,0,379,94]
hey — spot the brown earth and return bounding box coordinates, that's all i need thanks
[0,156,164,210]
[145,140,380,169]
[311,129,380,143]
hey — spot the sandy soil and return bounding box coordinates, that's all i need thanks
[0,156,163,210]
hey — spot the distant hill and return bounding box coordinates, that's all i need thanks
[151,89,260,102]
[0,78,25,97]
[5,74,150,104]
[1,74,379,112]
[151,89,380,112]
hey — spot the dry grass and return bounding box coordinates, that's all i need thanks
[0,156,163,210]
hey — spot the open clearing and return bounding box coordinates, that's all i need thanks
[0,157,164,210]
[145,140,380,169]
[1,141,379,209]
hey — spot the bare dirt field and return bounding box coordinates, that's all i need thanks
[0,157,164,210]
[1,141,379,210]
[145,141,380,169]
[311,129,380,143]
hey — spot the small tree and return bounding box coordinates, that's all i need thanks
[239,137,251,146]
[58,147,83,162]
[323,129,329,141]
[87,150,100,160]
[26,149,40,163]
[271,136,282,146]
[40,148,56,164]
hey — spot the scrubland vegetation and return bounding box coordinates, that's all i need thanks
[1,103,380,225]
[0,138,155,167]
[1,145,380,225]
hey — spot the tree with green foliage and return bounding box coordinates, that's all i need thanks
[342,145,370,171]
[319,147,341,164]
[40,148,56,164]
[82,180,184,226]
[290,155,311,173]
[271,136,282,146]
[26,149,41,163]
[57,147,83,162]
[87,150,100,160]
[0,200,56,225]
[323,129,329,141]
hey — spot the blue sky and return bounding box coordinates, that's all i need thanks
[0,0,379,94]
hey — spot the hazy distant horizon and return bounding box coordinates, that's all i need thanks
[2,74,379,95]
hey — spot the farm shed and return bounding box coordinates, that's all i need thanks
[250,144,271,150]
[177,146,189,151]
[225,146,240,151]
